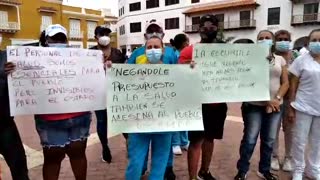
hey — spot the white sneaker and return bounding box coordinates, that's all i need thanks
[271,157,280,171]
[181,144,189,151]
[292,173,303,180]
[172,146,182,155]
[282,157,293,172]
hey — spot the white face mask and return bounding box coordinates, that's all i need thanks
[98,36,111,46]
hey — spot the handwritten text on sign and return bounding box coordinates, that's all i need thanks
[193,44,270,103]
[7,46,106,115]
[106,64,203,134]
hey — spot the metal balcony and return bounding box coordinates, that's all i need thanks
[0,22,20,32]
[291,13,320,25]
[223,19,256,30]
[185,19,256,33]
[0,0,21,5]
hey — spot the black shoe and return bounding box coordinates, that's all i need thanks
[234,172,247,180]
[198,170,216,180]
[257,171,278,180]
[164,167,176,180]
[102,146,112,163]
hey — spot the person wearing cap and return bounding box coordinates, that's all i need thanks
[179,15,228,180]
[90,26,125,163]
[0,44,29,180]
[30,24,91,180]
[125,19,177,180]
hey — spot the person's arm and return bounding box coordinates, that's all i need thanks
[127,48,139,64]
[276,64,290,99]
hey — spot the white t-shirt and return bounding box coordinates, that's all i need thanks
[299,47,309,55]
[250,55,286,106]
[289,53,320,116]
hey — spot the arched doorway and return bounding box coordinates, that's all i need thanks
[233,39,254,44]
[294,36,308,50]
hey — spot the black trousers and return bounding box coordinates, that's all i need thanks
[0,117,29,180]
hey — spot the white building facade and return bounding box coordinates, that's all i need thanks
[117,0,320,53]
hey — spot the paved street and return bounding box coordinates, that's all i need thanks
[1,103,291,180]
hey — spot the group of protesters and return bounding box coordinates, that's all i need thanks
[0,13,320,180]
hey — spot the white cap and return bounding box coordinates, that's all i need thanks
[45,24,67,37]
[145,19,163,31]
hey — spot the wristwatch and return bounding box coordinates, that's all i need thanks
[276,95,281,101]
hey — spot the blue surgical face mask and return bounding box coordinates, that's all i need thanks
[48,43,68,48]
[146,48,162,64]
[275,41,291,52]
[258,39,273,48]
[309,42,320,55]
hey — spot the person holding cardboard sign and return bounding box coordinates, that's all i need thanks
[235,30,289,180]
[125,36,173,180]
[33,24,91,180]
[179,14,228,180]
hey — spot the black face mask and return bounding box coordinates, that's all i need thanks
[201,31,218,43]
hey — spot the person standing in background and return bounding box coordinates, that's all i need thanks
[271,30,294,172]
[170,33,190,155]
[0,42,29,180]
[90,26,126,163]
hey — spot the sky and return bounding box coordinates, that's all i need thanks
[63,0,118,16]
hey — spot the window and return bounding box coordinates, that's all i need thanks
[69,19,81,38]
[192,16,200,25]
[304,3,319,14]
[0,11,8,27]
[119,9,121,16]
[304,3,319,21]
[165,0,179,6]
[87,21,97,39]
[215,14,224,27]
[130,2,141,11]
[120,25,125,35]
[130,22,141,33]
[146,0,159,9]
[165,17,179,30]
[122,7,124,15]
[240,11,251,26]
[41,16,52,31]
[268,7,280,25]
[191,0,199,3]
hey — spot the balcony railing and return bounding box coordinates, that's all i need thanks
[292,13,320,25]
[185,19,256,33]
[0,22,20,32]
[69,31,84,39]
[222,19,256,30]
[0,0,21,5]
[185,24,200,33]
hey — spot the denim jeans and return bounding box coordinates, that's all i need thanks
[237,103,282,174]
[142,134,174,174]
[126,133,172,180]
[95,109,108,149]
[0,117,29,180]
[172,131,189,147]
